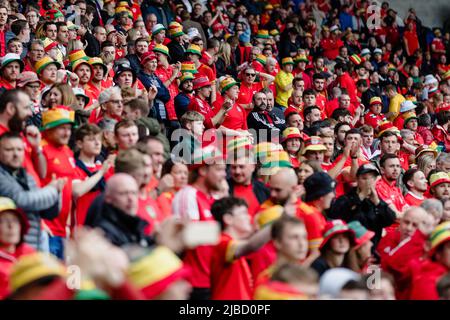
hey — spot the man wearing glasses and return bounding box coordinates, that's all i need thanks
[236,67,263,113]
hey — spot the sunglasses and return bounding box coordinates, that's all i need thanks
[245,73,256,77]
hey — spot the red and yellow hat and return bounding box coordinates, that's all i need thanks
[127,246,190,299]
[270,29,280,37]
[88,57,108,75]
[179,72,195,84]
[430,172,450,189]
[254,281,308,300]
[35,56,61,75]
[186,44,202,57]
[429,222,450,257]
[256,54,267,65]
[41,106,75,131]
[281,57,295,66]
[260,150,293,175]
[69,49,89,65]
[443,70,450,81]
[349,54,362,66]
[254,142,283,163]
[153,44,170,57]
[181,61,198,74]
[369,96,382,106]
[226,136,253,155]
[294,54,309,64]
[190,144,224,169]
[255,205,283,229]
[301,136,326,155]
[377,121,400,138]
[282,127,303,143]
[42,37,58,53]
[256,30,270,39]
[219,76,239,94]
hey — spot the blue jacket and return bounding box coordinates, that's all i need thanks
[141,1,173,28]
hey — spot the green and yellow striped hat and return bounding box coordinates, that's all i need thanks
[179,72,195,83]
[349,54,362,66]
[35,56,61,75]
[256,54,267,65]
[219,76,239,94]
[256,30,270,39]
[153,44,170,57]
[429,222,450,257]
[270,29,280,37]
[41,106,75,131]
[260,150,293,175]
[255,142,282,163]
[281,57,295,66]
[255,205,284,228]
[294,54,309,64]
[190,145,224,169]
[181,61,198,74]
[186,44,202,57]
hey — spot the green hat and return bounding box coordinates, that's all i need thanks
[186,44,202,57]
[219,76,239,94]
[41,106,75,131]
[153,44,170,58]
[1,53,24,72]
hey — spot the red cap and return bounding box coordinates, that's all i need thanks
[193,76,212,90]
[212,23,225,32]
[141,52,157,66]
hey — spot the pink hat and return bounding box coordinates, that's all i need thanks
[16,71,42,88]
[212,23,225,32]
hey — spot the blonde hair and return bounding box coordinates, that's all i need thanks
[218,42,231,67]
[49,83,77,109]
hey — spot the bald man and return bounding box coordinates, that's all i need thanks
[85,173,152,247]
[104,173,139,216]
[266,168,299,207]
[378,206,435,299]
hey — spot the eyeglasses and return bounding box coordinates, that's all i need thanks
[245,73,256,77]
[26,84,41,89]
[109,99,123,105]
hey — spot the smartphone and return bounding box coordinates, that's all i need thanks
[183,221,220,248]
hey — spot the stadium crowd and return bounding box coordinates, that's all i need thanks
[1,0,450,300]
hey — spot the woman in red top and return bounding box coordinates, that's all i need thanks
[157,159,188,218]
[404,22,419,57]
[0,198,35,299]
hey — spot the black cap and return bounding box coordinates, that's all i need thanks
[304,172,336,202]
[356,163,380,177]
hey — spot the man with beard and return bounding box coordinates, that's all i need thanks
[0,89,46,186]
[55,22,69,58]
[73,59,94,90]
[228,151,269,218]
[375,154,408,230]
[263,88,286,132]
[126,37,149,75]
[0,53,24,90]
[85,57,109,106]
[403,169,429,206]
[40,106,77,259]
[172,145,227,300]
[247,91,280,143]
[174,72,194,119]
[429,172,450,201]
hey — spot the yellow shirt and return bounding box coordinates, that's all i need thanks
[388,93,406,121]
[274,70,294,108]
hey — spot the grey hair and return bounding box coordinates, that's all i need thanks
[437,152,450,166]
[99,86,121,105]
[97,118,118,132]
[421,199,444,216]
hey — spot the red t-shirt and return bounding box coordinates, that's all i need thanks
[236,82,263,114]
[210,233,253,300]
[296,201,327,253]
[137,192,164,235]
[188,96,216,129]
[376,177,408,214]
[172,185,216,288]
[233,184,260,219]
[247,241,277,282]
[213,102,247,131]
[404,192,425,207]
[155,65,178,121]
[73,162,112,226]
[41,140,77,237]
